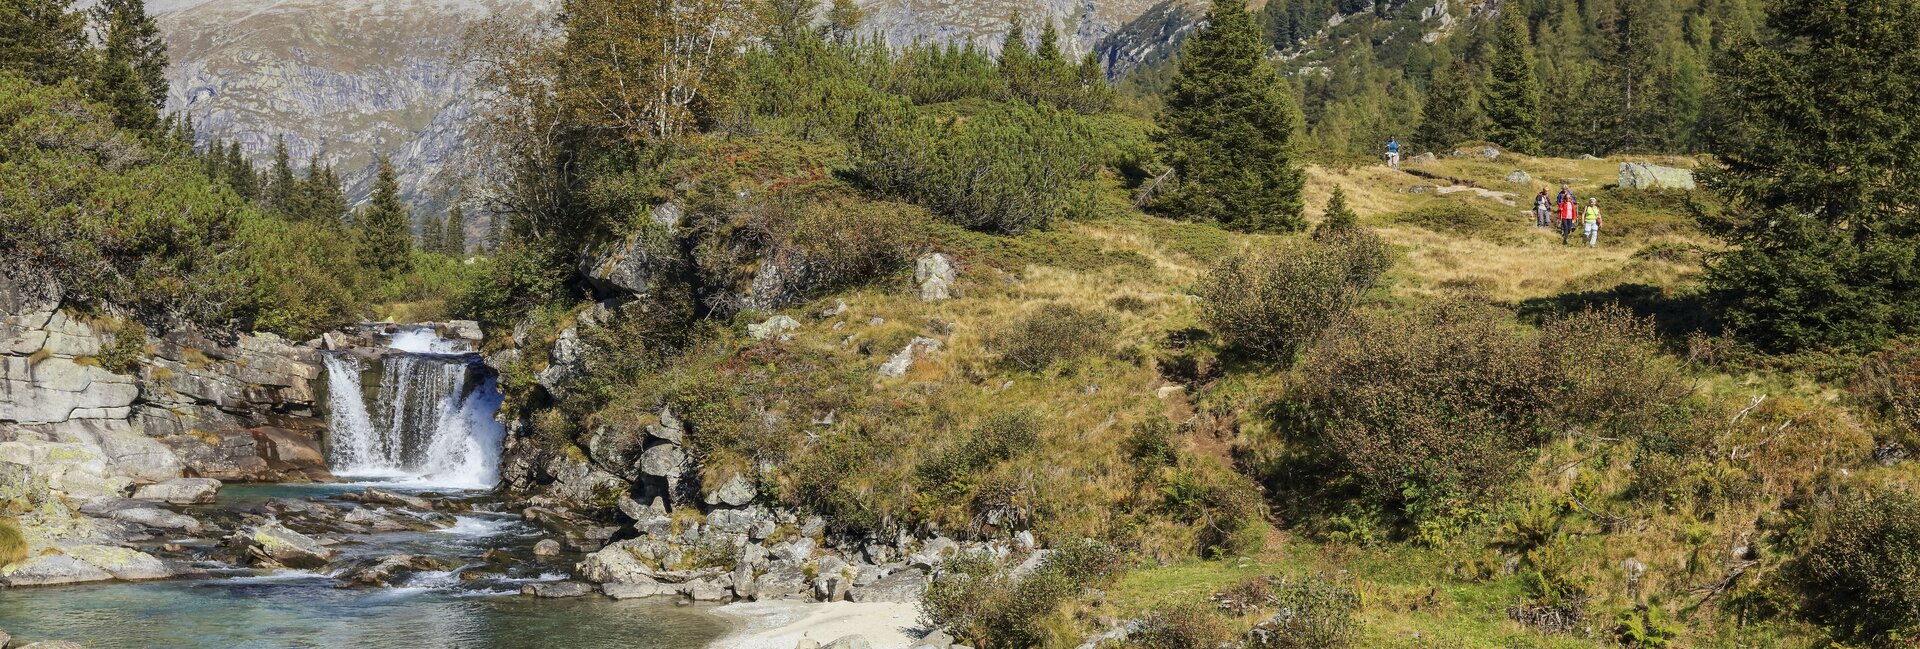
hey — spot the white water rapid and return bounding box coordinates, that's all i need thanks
[323,328,505,489]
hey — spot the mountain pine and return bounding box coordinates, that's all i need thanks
[1481,6,1541,154]
[1154,0,1305,232]
[1699,0,1920,351]
[357,154,414,275]
[224,142,258,200]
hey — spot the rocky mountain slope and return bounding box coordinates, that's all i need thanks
[153,0,1175,211]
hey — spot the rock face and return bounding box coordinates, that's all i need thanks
[132,478,222,504]
[1,280,330,486]
[879,338,943,378]
[915,254,957,302]
[1618,162,1697,190]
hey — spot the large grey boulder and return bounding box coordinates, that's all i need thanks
[232,522,335,569]
[705,473,757,507]
[850,568,927,603]
[62,544,170,580]
[639,443,688,479]
[822,635,874,649]
[0,554,113,587]
[132,477,221,505]
[915,254,956,302]
[1618,162,1696,190]
[579,223,675,298]
[1506,170,1532,184]
[523,581,595,598]
[578,540,658,584]
[106,507,202,534]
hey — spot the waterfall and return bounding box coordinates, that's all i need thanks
[321,329,505,489]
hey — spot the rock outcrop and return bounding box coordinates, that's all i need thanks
[1617,162,1697,190]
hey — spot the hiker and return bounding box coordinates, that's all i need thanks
[1386,137,1401,169]
[1583,198,1603,248]
[1533,190,1551,228]
[1558,189,1579,245]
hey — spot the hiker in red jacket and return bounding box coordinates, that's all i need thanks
[1556,187,1579,245]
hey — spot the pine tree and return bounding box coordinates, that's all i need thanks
[1416,59,1483,152]
[1035,18,1062,63]
[301,155,350,226]
[1699,0,1920,351]
[420,211,445,253]
[357,154,414,275]
[1154,0,1306,232]
[224,141,258,201]
[264,136,296,215]
[90,0,168,133]
[764,0,816,50]
[0,0,89,85]
[1481,6,1542,154]
[822,0,862,44]
[998,12,1031,92]
[441,203,467,256]
[1320,186,1358,231]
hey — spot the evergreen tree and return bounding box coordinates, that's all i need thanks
[1416,59,1483,151]
[1035,18,1063,63]
[764,0,816,50]
[1154,0,1306,232]
[998,12,1031,90]
[822,0,862,44]
[264,136,296,215]
[1481,5,1541,154]
[420,211,445,253]
[1699,0,1920,351]
[224,141,258,200]
[90,0,168,133]
[357,154,414,275]
[300,154,350,226]
[1320,185,1357,231]
[0,0,88,85]
[442,203,467,256]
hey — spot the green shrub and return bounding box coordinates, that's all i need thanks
[1123,603,1232,648]
[93,319,146,374]
[1245,575,1361,649]
[1794,487,1920,644]
[853,100,1101,234]
[923,539,1123,648]
[1537,307,1691,436]
[918,410,1041,497]
[1296,298,1551,512]
[988,302,1117,372]
[1854,340,1920,452]
[0,517,25,568]
[449,240,574,328]
[1198,234,1388,363]
[1160,461,1268,558]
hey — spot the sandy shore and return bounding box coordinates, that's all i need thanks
[709,600,926,649]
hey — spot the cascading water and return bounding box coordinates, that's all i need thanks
[322,328,505,489]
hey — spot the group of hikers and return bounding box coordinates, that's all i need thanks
[1534,187,1602,247]
[1383,137,1602,247]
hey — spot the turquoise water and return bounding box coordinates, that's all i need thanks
[0,484,733,648]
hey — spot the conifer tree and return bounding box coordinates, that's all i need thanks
[1320,186,1357,231]
[1481,6,1542,154]
[764,0,816,50]
[357,154,414,275]
[420,211,445,253]
[301,155,350,226]
[1698,0,1920,351]
[90,0,168,133]
[0,0,89,85]
[264,136,296,215]
[1035,18,1062,63]
[441,203,467,256]
[1153,0,1306,232]
[998,12,1032,94]
[1416,59,1483,151]
[224,142,258,200]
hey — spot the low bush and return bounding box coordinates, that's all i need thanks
[1537,307,1691,436]
[853,100,1101,234]
[918,410,1041,497]
[1853,340,1920,451]
[1245,575,1361,649]
[1198,234,1388,363]
[1123,603,1232,648]
[1296,299,1550,510]
[922,539,1124,648]
[987,302,1117,372]
[1794,487,1920,644]
[1160,460,1269,558]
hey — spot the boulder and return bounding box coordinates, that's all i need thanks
[19,642,87,649]
[748,316,800,341]
[533,539,562,556]
[684,581,731,601]
[850,568,927,603]
[822,635,874,649]
[914,254,956,302]
[0,629,9,648]
[1452,144,1502,159]
[878,338,942,378]
[639,443,688,479]
[0,554,114,587]
[579,227,673,298]
[603,580,674,599]
[578,541,658,584]
[1617,162,1696,190]
[341,554,445,587]
[1505,170,1532,184]
[774,537,816,563]
[249,427,329,480]
[357,488,432,510]
[705,473,758,507]
[132,477,221,505]
[60,544,169,581]
[444,320,484,342]
[105,507,202,534]
[523,581,595,598]
[1410,152,1437,164]
[233,522,335,568]
[708,506,768,534]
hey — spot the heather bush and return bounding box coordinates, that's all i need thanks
[923,539,1124,648]
[1198,234,1387,363]
[988,302,1117,372]
[1794,487,1920,644]
[1245,575,1361,649]
[0,517,25,568]
[1123,603,1232,648]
